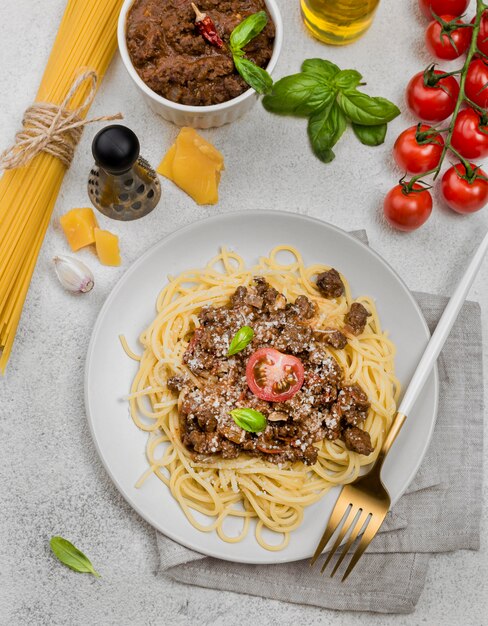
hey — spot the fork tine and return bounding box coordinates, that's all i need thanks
[341,510,387,582]
[310,492,351,566]
[330,509,370,577]
[319,504,357,573]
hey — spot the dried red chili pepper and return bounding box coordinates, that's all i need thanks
[191,3,224,49]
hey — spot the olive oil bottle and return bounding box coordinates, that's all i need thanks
[301,0,380,45]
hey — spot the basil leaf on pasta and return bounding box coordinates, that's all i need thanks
[227,325,254,356]
[231,408,267,433]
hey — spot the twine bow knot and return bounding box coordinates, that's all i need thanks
[0,70,122,171]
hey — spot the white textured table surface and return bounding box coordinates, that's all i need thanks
[0,0,486,624]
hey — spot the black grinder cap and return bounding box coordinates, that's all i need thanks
[92,125,140,175]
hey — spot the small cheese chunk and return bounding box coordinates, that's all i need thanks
[60,208,98,251]
[94,228,121,266]
[157,128,224,205]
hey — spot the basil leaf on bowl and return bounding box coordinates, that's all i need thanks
[50,537,100,577]
[308,102,347,163]
[229,12,273,95]
[231,408,267,433]
[234,56,273,94]
[301,58,341,82]
[228,326,254,356]
[337,91,400,126]
[263,74,334,116]
[352,122,388,146]
[230,11,268,51]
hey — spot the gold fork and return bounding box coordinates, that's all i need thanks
[310,230,488,581]
[310,411,405,581]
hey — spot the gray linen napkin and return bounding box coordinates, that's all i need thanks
[155,232,484,614]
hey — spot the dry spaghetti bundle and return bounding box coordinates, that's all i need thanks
[0,0,124,373]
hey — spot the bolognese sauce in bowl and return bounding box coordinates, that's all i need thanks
[118,0,283,127]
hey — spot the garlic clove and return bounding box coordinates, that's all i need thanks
[53,255,94,294]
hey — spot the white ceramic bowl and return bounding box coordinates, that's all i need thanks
[118,0,283,129]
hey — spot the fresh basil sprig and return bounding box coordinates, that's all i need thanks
[230,12,273,95]
[262,74,333,116]
[50,536,100,577]
[308,103,347,163]
[302,58,341,81]
[337,92,399,126]
[352,123,387,146]
[231,408,267,433]
[227,325,254,356]
[262,59,400,163]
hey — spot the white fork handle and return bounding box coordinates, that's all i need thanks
[398,230,488,417]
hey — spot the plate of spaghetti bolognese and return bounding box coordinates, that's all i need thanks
[85,211,438,564]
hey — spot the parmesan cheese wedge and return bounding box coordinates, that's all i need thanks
[94,228,121,266]
[60,208,99,251]
[158,128,224,205]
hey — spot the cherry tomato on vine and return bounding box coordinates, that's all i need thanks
[406,70,459,122]
[425,15,470,60]
[393,125,444,174]
[441,163,488,213]
[383,184,433,231]
[471,11,488,57]
[419,0,469,19]
[451,108,488,159]
[465,59,488,108]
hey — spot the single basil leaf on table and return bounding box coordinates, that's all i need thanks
[352,122,387,146]
[301,58,341,82]
[230,11,268,52]
[227,325,254,356]
[334,69,363,91]
[337,91,400,125]
[231,408,267,433]
[234,56,273,94]
[308,102,348,163]
[50,536,100,577]
[262,74,334,116]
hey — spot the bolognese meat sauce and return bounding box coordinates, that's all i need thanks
[169,277,374,465]
[126,0,275,106]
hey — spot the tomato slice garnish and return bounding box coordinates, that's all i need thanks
[246,348,305,402]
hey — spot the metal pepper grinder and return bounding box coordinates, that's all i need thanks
[88,125,161,221]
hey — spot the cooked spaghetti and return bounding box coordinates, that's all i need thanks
[123,246,400,550]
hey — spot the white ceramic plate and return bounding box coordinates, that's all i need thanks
[85,210,438,564]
